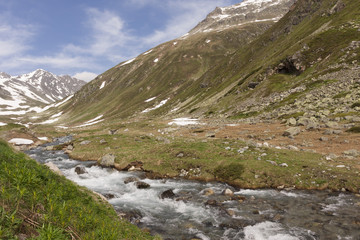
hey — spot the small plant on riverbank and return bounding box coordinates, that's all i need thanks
[346,126,360,133]
[213,163,244,181]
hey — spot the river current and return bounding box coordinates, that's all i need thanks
[25,136,360,240]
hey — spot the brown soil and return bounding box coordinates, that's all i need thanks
[172,120,360,167]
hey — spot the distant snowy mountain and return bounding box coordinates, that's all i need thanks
[0,69,86,116]
[188,0,296,35]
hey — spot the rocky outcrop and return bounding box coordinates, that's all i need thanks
[189,0,296,35]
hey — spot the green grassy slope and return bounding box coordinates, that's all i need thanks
[0,140,156,240]
[52,0,359,125]
[57,22,275,124]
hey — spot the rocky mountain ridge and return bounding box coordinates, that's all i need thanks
[188,0,296,35]
[0,69,86,116]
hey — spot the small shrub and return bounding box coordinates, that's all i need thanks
[351,102,360,108]
[346,126,360,133]
[214,163,244,181]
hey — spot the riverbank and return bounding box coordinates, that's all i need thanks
[45,119,360,193]
[23,138,360,239]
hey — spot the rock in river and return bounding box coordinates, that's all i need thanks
[160,189,176,199]
[135,181,150,189]
[75,165,87,175]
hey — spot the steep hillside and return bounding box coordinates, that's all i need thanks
[0,139,155,239]
[0,69,86,117]
[55,0,296,125]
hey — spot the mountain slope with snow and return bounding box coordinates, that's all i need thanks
[188,0,296,35]
[54,0,296,125]
[0,69,86,116]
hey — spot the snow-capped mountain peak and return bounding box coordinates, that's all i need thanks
[188,0,296,35]
[0,70,86,116]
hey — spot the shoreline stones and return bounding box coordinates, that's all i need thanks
[98,153,115,167]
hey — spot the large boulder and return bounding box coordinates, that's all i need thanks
[98,154,115,167]
[283,127,301,137]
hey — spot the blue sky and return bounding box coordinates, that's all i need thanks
[0,0,240,81]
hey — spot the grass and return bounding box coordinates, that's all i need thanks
[68,129,360,192]
[0,140,157,240]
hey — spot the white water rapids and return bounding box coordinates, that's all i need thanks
[25,136,360,240]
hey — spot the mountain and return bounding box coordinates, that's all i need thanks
[55,0,298,125]
[47,0,359,129]
[0,69,86,116]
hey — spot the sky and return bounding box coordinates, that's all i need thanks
[0,0,240,81]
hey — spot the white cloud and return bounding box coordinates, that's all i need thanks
[140,0,233,46]
[66,8,133,59]
[73,71,98,82]
[0,0,236,76]
[0,21,35,57]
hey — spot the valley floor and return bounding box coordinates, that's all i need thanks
[12,118,358,193]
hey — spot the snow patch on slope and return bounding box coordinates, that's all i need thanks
[100,81,106,89]
[9,138,34,145]
[142,99,169,113]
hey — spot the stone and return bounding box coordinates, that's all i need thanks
[343,149,360,157]
[160,189,176,199]
[135,181,150,189]
[67,144,74,151]
[98,154,115,167]
[323,129,334,135]
[325,121,339,128]
[80,140,91,145]
[206,131,216,138]
[333,130,343,135]
[124,176,139,184]
[223,188,234,196]
[103,193,116,199]
[288,145,299,151]
[100,139,107,144]
[203,188,215,196]
[248,82,259,89]
[205,199,221,206]
[176,152,184,158]
[283,127,301,137]
[280,163,288,167]
[74,165,87,175]
[45,146,54,151]
[319,136,329,142]
[226,209,235,216]
[123,161,143,171]
[44,162,63,176]
[287,117,297,126]
[109,129,118,135]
